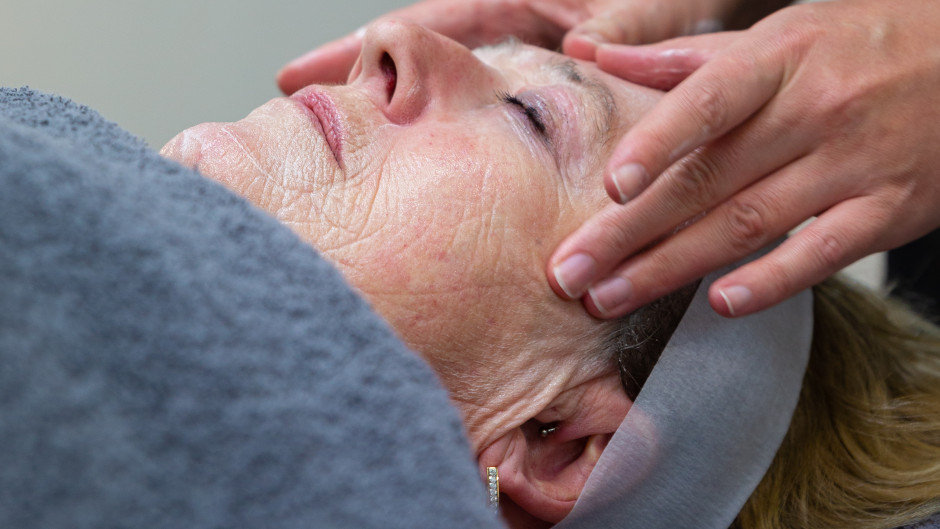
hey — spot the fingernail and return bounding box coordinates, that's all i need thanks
[574,31,607,45]
[611,163,648,204]
[717,285,753,317]
[553,253,598,298]
[588,277,633,316]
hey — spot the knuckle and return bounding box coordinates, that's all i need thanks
[767,260,801,305]
[610,12,637,43]
[811,83,861,128]
[595,207,638,250]
[762,4,824,41]
[722,198,771,254]
[804,228,846,272]
[666,149,723,209]
[684,82,730,134]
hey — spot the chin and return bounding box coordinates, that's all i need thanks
[160,124,210,170]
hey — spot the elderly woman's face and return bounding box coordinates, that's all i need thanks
[163,20,661,524]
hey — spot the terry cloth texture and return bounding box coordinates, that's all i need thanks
[0,87,500,529]
[903,512,940,529]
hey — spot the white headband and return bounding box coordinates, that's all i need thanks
[557,251,813,528]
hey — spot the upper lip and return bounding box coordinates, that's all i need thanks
[291,88,345,167]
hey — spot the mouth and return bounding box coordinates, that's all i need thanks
[291,88,345,168]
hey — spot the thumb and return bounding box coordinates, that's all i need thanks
[563,8,646,61]
[596,31,741,90]
[277,30,364,94]
[563,2,708,61]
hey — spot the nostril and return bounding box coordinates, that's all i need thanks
[379,52,397,103]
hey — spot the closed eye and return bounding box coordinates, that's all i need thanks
[497,91,547,137]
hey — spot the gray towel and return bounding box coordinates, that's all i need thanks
[904,513,940,529]
[0,87,499,529]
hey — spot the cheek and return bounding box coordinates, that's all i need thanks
[162,99,345,231]
[375,135,580,293]
[328,137,557,347]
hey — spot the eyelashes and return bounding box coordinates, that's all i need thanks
[497,90,547,137]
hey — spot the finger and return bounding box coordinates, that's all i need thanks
[562,12,657,60]
[603,42,784,206]
[562,31,604,61]
[595,32,741,91]
[576,152,841,318]
[550,93,817,302]
[563,10,637,60]
[708,198,887,317]
[563,2,701,60]
[279,0,544,94]
[278,30,365,94]
[278,1,466,92]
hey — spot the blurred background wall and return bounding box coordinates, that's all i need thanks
[2,0,410,148]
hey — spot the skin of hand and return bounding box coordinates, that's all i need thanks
[548,0,940,319]
[276,0,741,95]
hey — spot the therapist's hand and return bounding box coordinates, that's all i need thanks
[549,0,940,319]
[276,0,737,94]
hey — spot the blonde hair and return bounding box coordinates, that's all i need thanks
[735,277,940,529]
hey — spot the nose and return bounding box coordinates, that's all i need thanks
[349,19,502,124]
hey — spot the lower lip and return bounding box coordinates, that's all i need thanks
[292,91,344,167]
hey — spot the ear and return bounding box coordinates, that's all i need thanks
[477,375,631,525]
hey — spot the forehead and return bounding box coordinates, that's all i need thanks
[473,40,589,82]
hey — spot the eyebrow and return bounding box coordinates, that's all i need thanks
[547,59,619,149]
[477,40,622,149]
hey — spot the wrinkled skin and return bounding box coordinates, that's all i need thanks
[163,20,661,526]
[278,0,940,324]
